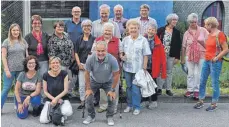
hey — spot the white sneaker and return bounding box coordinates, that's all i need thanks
[148,101,158,109]
[83,116,95,125]
[123,107,132,113]
[107,117,114,126]
[133,109,140,115]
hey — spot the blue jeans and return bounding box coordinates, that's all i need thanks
[199,60,222,103]
[1,71,21,109]
[15,95,41,119]
[124,71,141,110]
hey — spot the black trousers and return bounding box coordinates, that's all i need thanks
[141,69,158,102]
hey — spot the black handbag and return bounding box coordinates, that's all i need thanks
[69,60,79,75]
[48,103,64,126]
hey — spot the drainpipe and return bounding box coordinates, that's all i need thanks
[23,0,31,36]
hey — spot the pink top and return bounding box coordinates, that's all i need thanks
[182,26,209,59]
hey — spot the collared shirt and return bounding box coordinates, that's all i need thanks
[91,19,121,38]
[64,18,83,43]
[85,53,119,83]
[120,35,151,73]
[48,33,74,66]
[94,36,121,63]
[110,17,128,35]
[135,17,157,35]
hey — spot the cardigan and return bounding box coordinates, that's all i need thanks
[157,25,182,59]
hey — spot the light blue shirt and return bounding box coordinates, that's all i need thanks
[91,19,121,38]
[120,35,151,73]
[135,17,157,35]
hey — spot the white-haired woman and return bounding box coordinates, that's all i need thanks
[194,17,228,111]
[120,19,151,115]
[181,13,209,99]
[92,22,121,114]
[157,13,182,96]
[1,23,28,111]
[74,19,95,109]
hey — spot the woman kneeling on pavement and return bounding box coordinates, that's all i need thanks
[40,56,73,124]
[15,55,42,119]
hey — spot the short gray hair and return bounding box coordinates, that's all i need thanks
[126,19,140,28]
[114,4,123,11]
[81,19,92,28]
[166,13,179,24]
[99,4,110,12]
[102,22,115,35]
[140,4,150,10]
[95,41,108,50]
[148,23,158,30]
[187,13,198,23]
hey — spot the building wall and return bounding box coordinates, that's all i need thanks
[89,1,173,28]
[174,1,229,35]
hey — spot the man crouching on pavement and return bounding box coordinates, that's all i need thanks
[83,41,120,126]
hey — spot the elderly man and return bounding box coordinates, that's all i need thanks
[65,6,83,43]
[135,4,157,35]
[83,41,120,126]
[91,4,121,38]
[110,4,128,35]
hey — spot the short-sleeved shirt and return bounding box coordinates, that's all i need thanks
[48,33,74,66]
[17,71,42,97]
[135,17,157,35]
[110,17,128,35]
[1,39,28,72]
[85,53,119,83]
[43,70,69,100]
[91,19,121,38]
[205,32,227,60]
[64,18,83,43]
[74,34,95,64]
[120,35,151,73]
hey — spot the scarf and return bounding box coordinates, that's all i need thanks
[187,27,201,63]
[32,31,44,55]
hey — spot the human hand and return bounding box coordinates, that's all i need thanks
[120,55,127,61]
[23,96,31,107]
[107,91,116,100]
[17,104,24,114]
[58,99,63,104]
[79,64,85,70]
[5,71,11,78]
[51,98,58,106]
[85,89,93,99]
[212,57,218,62]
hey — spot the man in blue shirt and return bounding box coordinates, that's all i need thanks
[65,6,83,43]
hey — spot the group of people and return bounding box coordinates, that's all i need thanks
[1,3,228,126]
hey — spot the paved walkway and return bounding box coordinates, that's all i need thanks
[1,103,229,127]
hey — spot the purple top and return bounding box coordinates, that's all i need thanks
[110,17,128,35]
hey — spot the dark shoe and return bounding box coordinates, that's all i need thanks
[194,101,204,109]
[166,90,173,96]
[184,91,192,97]
[94,102,99,107]
[77,104,85,109]
[157,89,162,95]
[206,104,217,111]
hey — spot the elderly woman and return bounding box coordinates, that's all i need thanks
[141,23,164,109]
[157,13,182,96]
[1,23,28,111]
[120,19,151,115]
[40,56,73,124]
[181,13,209,99]
[25,15,50,77]
[194,17,228,111]
[74,19,95,109]
[48,21,74,82]
[15,55,42,119]
[91,22,121,114]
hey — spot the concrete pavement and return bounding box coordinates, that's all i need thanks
[1,103,229,127]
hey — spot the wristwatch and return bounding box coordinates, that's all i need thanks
[111,88,115,92]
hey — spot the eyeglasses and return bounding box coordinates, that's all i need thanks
[56,26,65,29]
[72,11,81,14]
[32,23,41,25]
[83,25,91,28]
[27,62,36,65]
